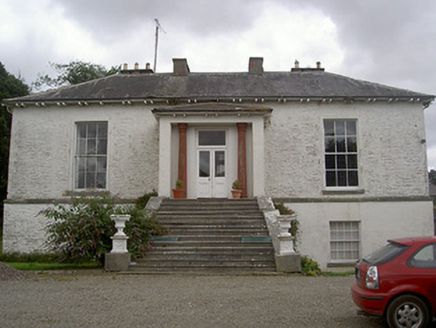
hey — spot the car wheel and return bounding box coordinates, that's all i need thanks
[386,295,429,328]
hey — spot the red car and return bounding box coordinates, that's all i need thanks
[351,236,436,328]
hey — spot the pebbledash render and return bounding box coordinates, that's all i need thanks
[2,58,434,270]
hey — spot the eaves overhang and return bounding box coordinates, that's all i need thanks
[151,103,273,117]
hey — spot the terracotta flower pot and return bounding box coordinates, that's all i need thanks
[172,189,184,199]
[231,189,242,199]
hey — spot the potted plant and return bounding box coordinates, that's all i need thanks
[231,179,243,199]
[172,180,184,199]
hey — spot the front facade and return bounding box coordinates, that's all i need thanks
[3,58,434,269]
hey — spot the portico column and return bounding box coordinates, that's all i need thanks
[178,123,188,198]
[237,123,247,198]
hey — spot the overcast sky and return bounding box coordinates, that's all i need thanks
[2,0,436,168]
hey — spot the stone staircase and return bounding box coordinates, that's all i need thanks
[130,198,276,274]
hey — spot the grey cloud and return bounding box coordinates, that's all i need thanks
[56,0,264,42]
[305,0,436,93]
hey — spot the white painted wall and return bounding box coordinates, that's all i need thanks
[7,104,159,200]
[287,200,434,270]
[3,204,49,253]
[4,100,432,266]
[265,102,428,197]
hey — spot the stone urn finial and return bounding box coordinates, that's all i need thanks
[110,214,130,253]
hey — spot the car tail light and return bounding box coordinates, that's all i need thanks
[365,266,379,289]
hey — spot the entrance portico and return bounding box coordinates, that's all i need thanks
[152,103,272,198]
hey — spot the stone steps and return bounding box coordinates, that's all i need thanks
[130,198,276,274]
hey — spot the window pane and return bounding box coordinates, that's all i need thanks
[326,171,336,186]
[337,155,346,169]
[347,121,356,136]
[324,121,334,136]
[337,171,347,186]
[97,157,107,172]
[96,173,106,189]
[77,139,86,155]
[347,137,357,152]
[98,123,108,138]
[97,139,107,155]
[348,155,358,169]
[78,158,86,172]
[335,121,345,136]
[85,173,95,188]
[77,174,85,189]
[325,137,335,153]
[87,157,97,172]
[78,124,87,138]
[199,151,210,177]
[87,139,97,154]
[336,137,346,152]
[88,124,97,138]
[199,131,226,146]
[325,155,336,169]
[348,171,358,186]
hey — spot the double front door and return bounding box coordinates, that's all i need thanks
[197,130,227,198]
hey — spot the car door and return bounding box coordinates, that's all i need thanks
[407,243,436,310]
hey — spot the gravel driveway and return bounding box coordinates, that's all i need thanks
[0,270,390,328]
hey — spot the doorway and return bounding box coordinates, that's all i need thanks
[196,130,227,198]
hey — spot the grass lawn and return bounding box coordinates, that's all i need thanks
[1,231,101,271]
[6,262,100,271]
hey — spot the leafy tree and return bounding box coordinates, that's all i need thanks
[32,61,120,90]
[429,170,436,185]
[0,62,29,227]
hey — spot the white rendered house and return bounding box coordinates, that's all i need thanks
[2,57,434,269]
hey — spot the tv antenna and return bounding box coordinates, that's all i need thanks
[153,19,166,72]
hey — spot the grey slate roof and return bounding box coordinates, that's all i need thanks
[4,70,434,103]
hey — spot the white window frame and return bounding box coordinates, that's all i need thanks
[74,122,108,190]
[323,119,359,189]
[329,221,360,262]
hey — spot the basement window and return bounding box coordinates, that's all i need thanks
[330,221,360,261]
[74,122,108,189]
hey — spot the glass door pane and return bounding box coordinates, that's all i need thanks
[199,151,210,177]
[215,151,225,177]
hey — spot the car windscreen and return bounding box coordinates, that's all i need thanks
[363,242,410,266]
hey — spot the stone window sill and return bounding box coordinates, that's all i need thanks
[65,190,110,197]
[322,188,365,195]
[327,261,357,268]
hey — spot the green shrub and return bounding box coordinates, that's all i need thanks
[301,256,321,276]
[135,190,158,209]
[114,205,167,259]
[273,202,294,215]
[39,194,166,263]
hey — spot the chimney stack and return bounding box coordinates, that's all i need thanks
[173,58,190,76]
[249,57,264,75]
[294,60,299,69]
